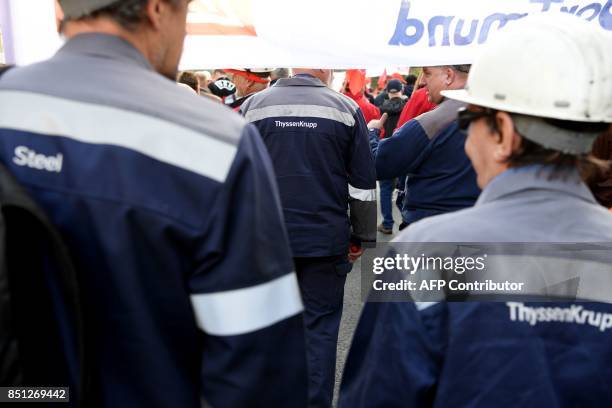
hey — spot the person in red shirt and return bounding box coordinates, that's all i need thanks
[342,70,381,124]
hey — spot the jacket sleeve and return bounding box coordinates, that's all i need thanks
[374,119,432,180]
[189,124,307,407]
[348,185,377,244]
[347,109,377,244]
[339,299,446,407]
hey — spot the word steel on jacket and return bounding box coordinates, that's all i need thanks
[13,145,63,173]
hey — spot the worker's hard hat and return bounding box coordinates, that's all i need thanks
[58,0,118,19]
[225,69,274,84]
[237,68,274,74]
[442,15,612,124]
[226,68,275,75]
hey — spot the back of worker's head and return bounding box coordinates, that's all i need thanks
[293,69,334,87]
[442,15,612,188]
[225,69,273,97]
[270,68,291,82]
[177,71,200,94]
[58,0,190,80]
[194,70,212,87]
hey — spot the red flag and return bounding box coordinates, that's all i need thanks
[345,69,367,96]
[378,69,388,91]
[390,72,406,84]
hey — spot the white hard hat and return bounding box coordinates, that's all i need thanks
[225,69,274,84]
[442,15,612,123]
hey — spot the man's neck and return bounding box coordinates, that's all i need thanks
[63,19,151,67]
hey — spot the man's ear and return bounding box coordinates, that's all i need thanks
[445,67,455,86]
[145,0,164,30]
[493,112,521,162]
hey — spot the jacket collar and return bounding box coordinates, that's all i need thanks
[274,74,327,88]
[477,165,598,206]
[57,33,153,71]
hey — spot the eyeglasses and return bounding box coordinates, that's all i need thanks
[457,107,497,132]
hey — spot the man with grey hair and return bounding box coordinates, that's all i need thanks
[368,64,480,230]
[0,0,308,406]
[270,68,291,86]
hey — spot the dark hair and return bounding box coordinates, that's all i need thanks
[484,113,610,183]
[91,0,180,31]
[450,65,471,74]
[589,126,612,206]
[177,71,199,92]
[507,137,609,184]
[406,74,417,86]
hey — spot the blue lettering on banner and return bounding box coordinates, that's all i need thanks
[577,3,603,20]
[389,0,612,48]
[601,1,612,29]
[531,0,564,12]
[454,18,479,45]
[561,5,581,13]
[389,0,424,46]
[428,16,453,46]
[478,13,528,44]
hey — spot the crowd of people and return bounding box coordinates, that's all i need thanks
[1,0,611,407]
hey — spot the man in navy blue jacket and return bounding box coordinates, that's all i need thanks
[340,16,612,407]
[0,0,308,406]
[368,65,480,228]
[241,68,377,407]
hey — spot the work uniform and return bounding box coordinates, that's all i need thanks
[340,166,612,407]
[371,98,480,226]
[240,74,377,407]
[0,34,307,407]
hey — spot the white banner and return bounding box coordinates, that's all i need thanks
[5,0,612,69]
[0,25,5,64]
[180,0,384,68]
[247,0,612,68]
[0,0,62,65]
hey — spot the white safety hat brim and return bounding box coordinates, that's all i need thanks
[439,89,591,122]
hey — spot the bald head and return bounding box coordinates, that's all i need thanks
[293,69,333,86]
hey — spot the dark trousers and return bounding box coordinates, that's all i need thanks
[379,178,396,229]
[295,255,352,408]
